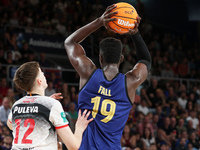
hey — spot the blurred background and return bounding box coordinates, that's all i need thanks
[0,0,200,150]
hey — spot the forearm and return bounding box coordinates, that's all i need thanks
[65,18,102,44]
[73,128,83,149]
[131,32,151,71]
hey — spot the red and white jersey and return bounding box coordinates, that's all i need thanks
[8,95,69,150]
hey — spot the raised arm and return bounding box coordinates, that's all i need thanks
[64,5,117,89]
[126,18,152,103]
[56,109,93,150]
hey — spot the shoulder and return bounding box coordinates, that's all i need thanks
[39,96,61,106]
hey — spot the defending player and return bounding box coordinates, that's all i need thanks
[7,61,93,150]
[64,4,151,150]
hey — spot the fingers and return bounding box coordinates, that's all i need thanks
[106,4,117,12]
[104,11,118,18]
[78,109,82,119]
[82,109,87,117]
[78,109,93,122]
[88,118,94,123]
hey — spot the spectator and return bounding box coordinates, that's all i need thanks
[0,135,12,150]
[137,116,154,137]
[178,58,189,78]
[152,114,159,137]
[70,86,76,102]
[186,111,199,129]
[140,88,152,108]
[141,127,156,149]
[39,52,51,67]
[187,120,196,135]
[169,108,178,119]
[121,125,135,149]
[175,137,188,150]
[0,98,10,125]
[61,95,70,112]
[169,117,177,134]
[154,88,167,108]
[176,119,187,137]
[166,86,178,109]
[45,81,56,96]
[161,63,174,77]
[67,102,78,132]
[178,92,188,110]
[188,132,200,149]
[187,142,198,150]
[137,100,149,115]
[175,131,189,147]
[59,82,69,99]
[147,78,158,106]
[156,129,170,149]
[4,89,16,108]
[122,55,134,74]
[0,78,9,104]
[162,117,171,136]
[155,106,165,128]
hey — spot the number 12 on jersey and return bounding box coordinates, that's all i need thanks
[91,96,116,123]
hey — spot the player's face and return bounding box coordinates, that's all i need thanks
[38,68,48,89]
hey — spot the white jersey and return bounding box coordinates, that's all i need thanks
[8,95,69,150]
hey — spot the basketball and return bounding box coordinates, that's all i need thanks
[108,2,138,34]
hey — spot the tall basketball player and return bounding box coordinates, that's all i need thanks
[64,4,151,150]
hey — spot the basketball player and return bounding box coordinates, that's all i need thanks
[7,61,93,150]
[64,4,151,150]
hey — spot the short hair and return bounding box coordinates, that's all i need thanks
[13,61,40,92]
[99,37,122,64]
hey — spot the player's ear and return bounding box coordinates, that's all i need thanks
[99,54,103,64]
[36,78,42,85]
[120,55,124,63]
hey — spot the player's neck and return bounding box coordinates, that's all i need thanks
[102,64,119,81]
[102,64,119,73]
[28,87,45,96]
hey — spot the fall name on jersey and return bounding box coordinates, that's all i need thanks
[98,85,111,96]
[13,106,38,114]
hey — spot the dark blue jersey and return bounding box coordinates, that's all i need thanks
[78,69,132,150]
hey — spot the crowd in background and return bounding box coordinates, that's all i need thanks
[0,0,200,150]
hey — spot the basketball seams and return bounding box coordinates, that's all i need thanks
[111,7,135,12]
[114,15,137,20]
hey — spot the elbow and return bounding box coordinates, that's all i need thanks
[64,38,70,47]
[68,144,80,150]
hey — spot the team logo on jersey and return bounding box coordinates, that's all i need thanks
[60,112,67,123]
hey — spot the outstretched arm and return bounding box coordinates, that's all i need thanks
[57,109,93,150]
[125,17,152,103]
[64,5,117,89]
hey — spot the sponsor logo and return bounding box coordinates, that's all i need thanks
[118,19,135,27]
[13,106,38,114]
[60,112,68,123]
[29,38,63,49]
[124,10,134,15]
[23,98,37,103]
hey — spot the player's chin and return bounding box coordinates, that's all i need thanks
[44,83,48,89]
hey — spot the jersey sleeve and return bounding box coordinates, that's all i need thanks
[8,112,12,123]
[49,101,69,129]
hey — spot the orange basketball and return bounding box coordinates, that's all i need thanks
[108,2,138,34]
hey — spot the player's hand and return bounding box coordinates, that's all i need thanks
[50,93,63,100]
[99,4,118,33]
[120,16,141,35]
[75,109,93,132]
